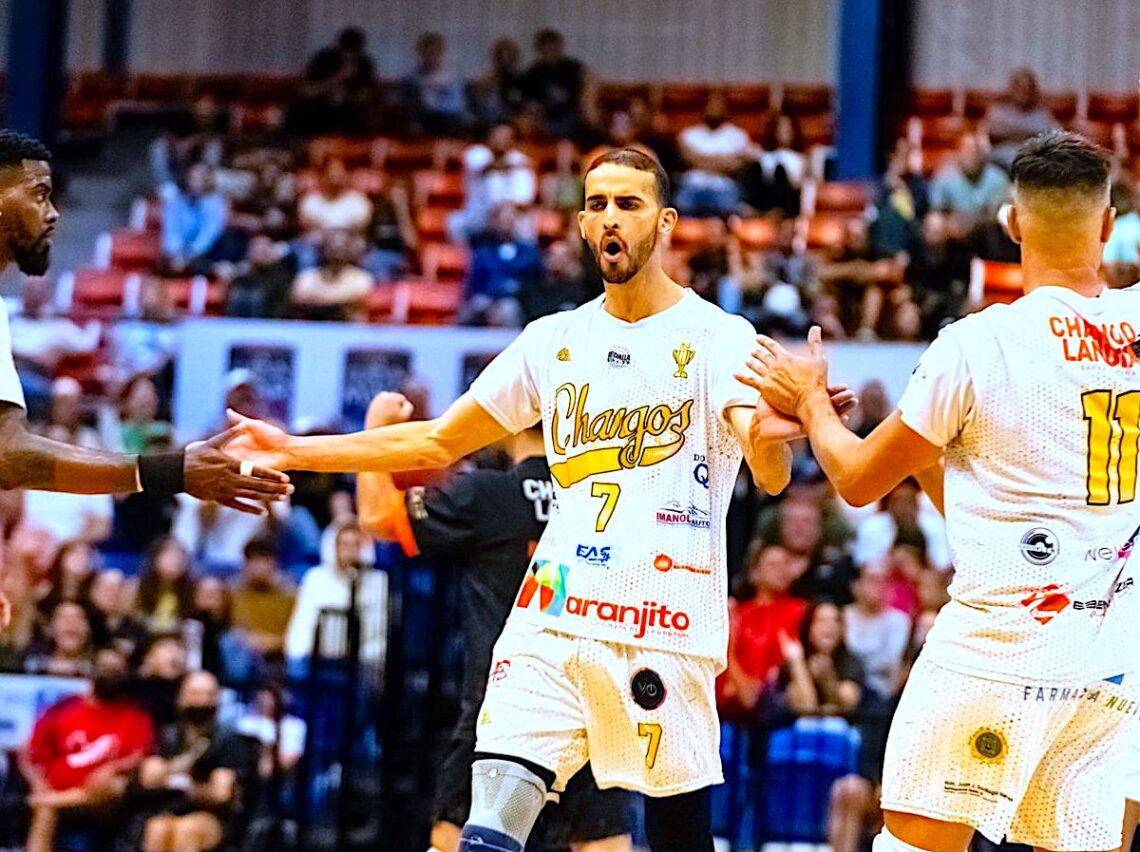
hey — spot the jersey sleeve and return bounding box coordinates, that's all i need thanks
[405,473,479,559]
[0,302,27,409]
[710,315,760,423]
[897,327,976,448]
[468,320,546,433]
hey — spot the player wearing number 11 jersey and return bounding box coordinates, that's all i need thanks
[740,132,1140,852]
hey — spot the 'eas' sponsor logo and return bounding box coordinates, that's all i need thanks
[1019,528,1059,565]
[576,544,616,567]
[653,553,711,575]
[656,501,710,529]
[1020,583,1070,625]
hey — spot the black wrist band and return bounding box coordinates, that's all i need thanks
[138,451,186,494]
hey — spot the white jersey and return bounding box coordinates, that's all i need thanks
[0,301,26,409]
[898,285,1140,683]
[470,291,757,664]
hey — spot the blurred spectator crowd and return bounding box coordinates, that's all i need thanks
[8,23,1140,849]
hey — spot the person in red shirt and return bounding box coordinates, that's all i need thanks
[717,541,809,720]
[20,646,154,852]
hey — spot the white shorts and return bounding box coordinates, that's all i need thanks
[474,620,723,797]
[882,655,1140,851]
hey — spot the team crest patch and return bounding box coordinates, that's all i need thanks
[970,728,1007,763]
[557,347,570,362]
[631,668,666,710]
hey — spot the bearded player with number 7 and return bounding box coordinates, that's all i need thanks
[739,131,1140,852]
[225,148,856,851]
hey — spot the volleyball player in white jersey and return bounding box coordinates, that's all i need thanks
[223,148,855,851]
[740,131,1140,852]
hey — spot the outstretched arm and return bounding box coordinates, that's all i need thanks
[227,393,513,475]
[0,403,290,512]
[738,328,941,507]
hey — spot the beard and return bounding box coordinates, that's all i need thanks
[14,241,51,276]
[589,229,658,285]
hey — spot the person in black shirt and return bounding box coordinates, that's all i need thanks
[521,30,588,138]
[357,392,634,852]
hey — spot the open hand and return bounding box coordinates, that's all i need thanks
[748,385,857,443]
[735,326,830,418]
[184,420,292,514]
[219,409,293,474]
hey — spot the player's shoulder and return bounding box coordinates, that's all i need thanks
[683,291,755,336]
[522,295,605,335]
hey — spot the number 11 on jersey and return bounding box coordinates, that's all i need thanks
[1083,389,1140,505]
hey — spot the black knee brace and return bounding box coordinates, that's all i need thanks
[643,786,715,852]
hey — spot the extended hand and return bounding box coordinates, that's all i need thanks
[747,385,857,443]
[219,408,294,472]
[735,326,830,418]
[184,422,292,514]
[365,392,414,429]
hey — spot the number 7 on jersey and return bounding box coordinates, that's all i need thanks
[590,482,621,532]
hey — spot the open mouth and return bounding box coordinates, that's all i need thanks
[602,237,624,259]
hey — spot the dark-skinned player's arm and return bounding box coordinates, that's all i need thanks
[0,402,290,511]
[736,327,949,507]
[355,393,418,548]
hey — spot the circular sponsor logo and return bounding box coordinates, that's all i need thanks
[631,668,666,710]
[1020,527,1059,565]
[970,728,1006,763]
[607,345,631,369]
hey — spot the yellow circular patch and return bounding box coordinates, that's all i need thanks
[970,728,1007,763]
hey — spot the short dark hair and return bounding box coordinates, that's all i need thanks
[535,29,563,46]
[1011,131,1111,196]
[585,148,670,206]
[243,536,278,562]
[0,130,51,169]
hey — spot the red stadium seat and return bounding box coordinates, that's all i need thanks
[231,102,284,132]
[808,181,873,216]
[920,146,958,177]
[661,83,712,113]
[415,208,451,243]
[403,281,464,325]
[970,258,1023,306]
[731,216,781,252]
[1088,92,1139,124]
[99,229,161,272]
[378,139,439,175]
[917,115,973,149]
[519,140,567,175]
[781,84,832,116]
[907,87,955,118]
[596,82,651,113]
[669,217,723,251]
[1043,91,1079,125]
[363,285,398,323]
[412,171,465,210]
[129,73,191,104]
[805,214,849,251]
[308,137,375,168]
[53,351,109,397]
[163,276,227,316]
[1077,119,1116,148]
[963,88,1002,120]
[58,268,137,316]
[798,113,835,148]
[421,243,469,283]
[663,108,705,135]
[192,74,246,101]
[725,84,771,116]
[241,74,298,105]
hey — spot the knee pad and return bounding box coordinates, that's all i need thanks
[872,826,937,852]
[459,758,548,852]
[643,786,714,852]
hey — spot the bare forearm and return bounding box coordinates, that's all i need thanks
[797,390,871,504]
[286,419,452,474]
[357,467,404,540]
[916,460,945,516]
[0,416,139,493]
[748,441,793,496]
